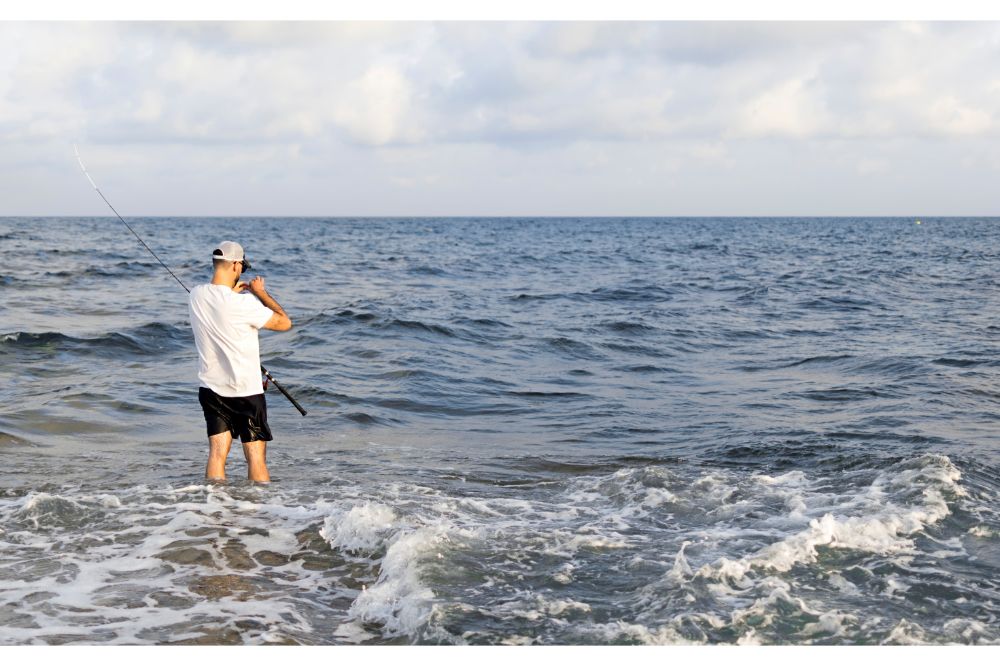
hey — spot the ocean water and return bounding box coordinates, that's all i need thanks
[1,216,999,645]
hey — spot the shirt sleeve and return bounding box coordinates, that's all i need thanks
[237,294,275,329]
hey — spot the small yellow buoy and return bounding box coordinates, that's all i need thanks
[916,220,922,225]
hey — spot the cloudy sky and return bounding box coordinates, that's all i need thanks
[1,20,998,216]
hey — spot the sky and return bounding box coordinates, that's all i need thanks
[1,19,999,216]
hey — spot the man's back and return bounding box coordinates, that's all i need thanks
[189,283,272,397]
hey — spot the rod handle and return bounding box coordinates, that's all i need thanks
[261,366,307,416]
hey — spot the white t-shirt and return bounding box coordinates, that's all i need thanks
[189,283,274,397]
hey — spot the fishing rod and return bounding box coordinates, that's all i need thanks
[74,145,308,417]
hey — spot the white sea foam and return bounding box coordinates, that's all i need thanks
[332,621,378,644]
[736,628,762,645]
[18,491,83,514]
[752,471,810,518]
[800,611,857,639]
[241,527,299,558]
[492,593,593,623]
[577,620,702,645]
[539,597,591,616]
[499,635,535,645]
[826,572,859,595]
[345,523,448,637]
[555,562,576,583]
[98,494,121,508]
[942,619,1000,645]
[694,455,963,583]
[753,470,808,486]
[726,576,814,627]
[667,541,693,582]
[0,483,332,644]
[884,619,929,645]
[882,574,911,597]
[0,453,990,645]
[539,530,630,558]
[320,502,398,555]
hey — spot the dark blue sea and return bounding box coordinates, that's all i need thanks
[1,217,999,645]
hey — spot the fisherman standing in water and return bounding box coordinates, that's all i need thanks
[189,241,293,483]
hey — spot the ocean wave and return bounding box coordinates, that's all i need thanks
[511,292,564,302]
[598,320,658,335]
[320,502,398,555]
[342,411,391,425]
[737,354,855,373]
[406,265,452,277]
[12,491,121,531]
[932,357,992,368]
[613,364,678,374]
[372,397,532,418]
[540,336,605,361]
[691,455,963,582]
[320,501,453,639]
[304,310,484,342]
[599,341,676,358]
[586,286,676,303]
[0,430,34,448]
[43,261,162,279]
[796,296,879,312]
[378,319,456,338]
[0,275,29,288]
[343,522,450,637]
[505,390,590,401]
[0,322,189,358]
[452,317,514,329]
[792,386,888,402]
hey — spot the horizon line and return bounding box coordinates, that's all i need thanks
[3,214,998,219]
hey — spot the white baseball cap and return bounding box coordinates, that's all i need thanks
[212,241,252,270]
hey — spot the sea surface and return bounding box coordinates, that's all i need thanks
[1,216,999,645]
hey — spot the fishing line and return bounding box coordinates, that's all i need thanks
[75,146,192,294]
[74,145,307,416]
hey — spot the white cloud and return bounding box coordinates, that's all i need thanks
[332,64,425,145]
[924,96,992,135]
[688,141,734,167]
[2,20,1000,215]
[856,158,889,175]
[735,76,832,139]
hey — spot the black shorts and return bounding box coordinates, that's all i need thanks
[198,387,273,443]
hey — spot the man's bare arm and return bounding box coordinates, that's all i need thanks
[247,276,292,331]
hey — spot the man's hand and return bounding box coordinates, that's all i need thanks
[248,276,267,297]
[234,277,267,296]
[237,275,290,331]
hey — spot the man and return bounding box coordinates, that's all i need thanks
[188,241,292,483]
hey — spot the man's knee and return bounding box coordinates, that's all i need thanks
[242,440,267,459]
[208,432,232,456]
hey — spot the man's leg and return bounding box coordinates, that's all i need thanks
[206,431,233,481]
[242,440,270,483]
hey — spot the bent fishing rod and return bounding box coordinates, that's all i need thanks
[74,145,308,417]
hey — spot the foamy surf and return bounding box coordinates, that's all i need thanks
[692,455,963,582]
[0,452,996,645]
[319,501,448,637]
